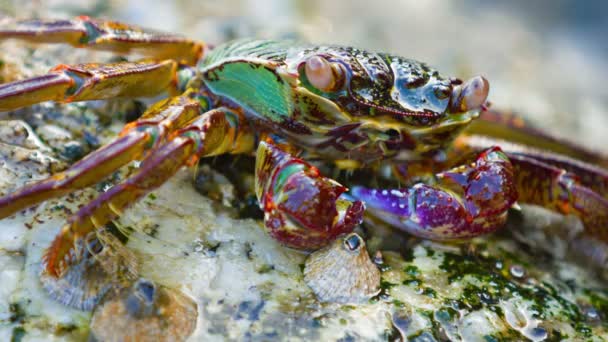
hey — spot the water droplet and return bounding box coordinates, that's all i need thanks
[390,189,405,197]
[391,310,411,339]
[510,265,525,278]
[373,251,384,265]
[581,304,601,323]
[529,327,548,340]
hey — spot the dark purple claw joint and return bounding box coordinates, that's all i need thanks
[352,147,517,240]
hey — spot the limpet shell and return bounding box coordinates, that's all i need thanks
[90,278,198,342]
[40,229,137,311]
[304,233,381,304]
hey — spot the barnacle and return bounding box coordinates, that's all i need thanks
[304,233,380,303]
[89,278,198,342]
[40,229,137,311]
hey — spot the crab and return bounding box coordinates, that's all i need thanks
[0,16,606,309]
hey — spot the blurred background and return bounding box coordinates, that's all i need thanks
[1,0,607,149]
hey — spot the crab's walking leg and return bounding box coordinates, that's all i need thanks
[255,140,364,250]
[460,135,608,242]
[0,59,184,112]
[0,95,205,218]
[508,154,608,241]
[0,16,204,65]
[466,109,608,169]
[43,107,254,277]
[352,147,518,240]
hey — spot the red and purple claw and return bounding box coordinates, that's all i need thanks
[352,147,517,240]
[255,141,364,250]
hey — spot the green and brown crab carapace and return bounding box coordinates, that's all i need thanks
[0,16,607,315]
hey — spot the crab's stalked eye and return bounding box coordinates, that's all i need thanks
[449,76,489,112]
[304,56,345,92]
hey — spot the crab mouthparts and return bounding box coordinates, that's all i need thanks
[449,76,490,113]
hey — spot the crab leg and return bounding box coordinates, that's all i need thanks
[43,107,254,277]
[352,147,518,240]
[0,95,201,219]
[255,140,365,250]
[0,60,182,112]
[466,109,608,169]
[459,135,608,242]
[0,16,204,65]
[509,154,608,241]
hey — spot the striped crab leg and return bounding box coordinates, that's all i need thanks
[0,59,182,112]
[43,106,254,277]
[466,109,608,169]
[459,134,608,242]
[352,147,518,240]
[0,16,204,65]
[0,94,201,219]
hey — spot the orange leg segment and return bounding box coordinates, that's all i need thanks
[0,16,204,65]
[43,107,254,277]
[0,59,179,111]
[0,95,201,219]
[507,153,608,241]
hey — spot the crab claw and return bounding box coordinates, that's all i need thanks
[352,147,517,240]
[450,76,490,113]
[255,141,364,249]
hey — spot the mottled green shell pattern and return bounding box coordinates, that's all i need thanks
[198,39,477,163]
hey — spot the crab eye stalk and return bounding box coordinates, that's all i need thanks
[449,76,489,112]
[304,56,345,92]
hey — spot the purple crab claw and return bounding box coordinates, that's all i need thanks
[352,147,517,240]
